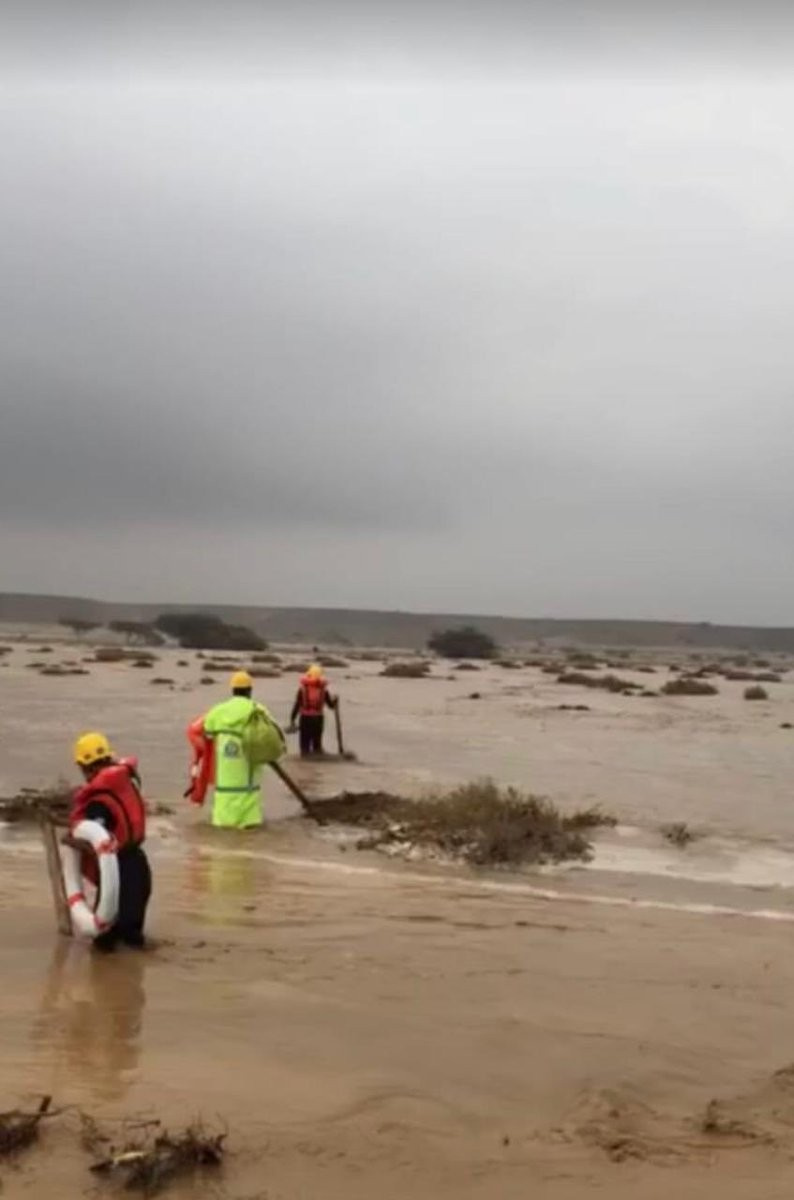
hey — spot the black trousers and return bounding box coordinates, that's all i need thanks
[95,845,152,952]
[299,714,325,756]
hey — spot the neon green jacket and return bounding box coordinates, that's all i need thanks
[203,696,269,829]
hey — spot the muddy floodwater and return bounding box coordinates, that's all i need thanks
[3,641,794,1197]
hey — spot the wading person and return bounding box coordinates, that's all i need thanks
[188,671,285,829]
[70,732,151,953]
[290,664,337,757]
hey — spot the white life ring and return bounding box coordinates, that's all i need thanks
[62,819,120,939]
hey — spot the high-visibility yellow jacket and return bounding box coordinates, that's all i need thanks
[203,696,268,828]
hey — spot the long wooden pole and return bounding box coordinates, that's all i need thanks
[333,701,346,757]
[39,814,72,937]
[269,760,317,818]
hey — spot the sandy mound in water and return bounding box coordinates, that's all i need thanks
[311,781,615,866]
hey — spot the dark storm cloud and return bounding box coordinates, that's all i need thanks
[4,2,794,77]
[2,4,794,618]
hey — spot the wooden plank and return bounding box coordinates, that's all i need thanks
[38,814,72,937]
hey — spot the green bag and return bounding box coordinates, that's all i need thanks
[241,706,286,766]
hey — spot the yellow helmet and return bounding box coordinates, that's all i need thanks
[230,670,253,691]
[307,664,324,680]
[73,731,113,767]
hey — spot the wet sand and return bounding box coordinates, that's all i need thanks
[2,640,794,1196]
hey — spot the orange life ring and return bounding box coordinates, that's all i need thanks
[186,717,214,806]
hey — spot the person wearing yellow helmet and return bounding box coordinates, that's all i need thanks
[196,671,284,829]
[70,731,152,952]
[289,664,337,757]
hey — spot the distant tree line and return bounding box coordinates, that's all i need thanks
[154,612,266,651]
[60,612,265,651]
[108,620,165,646]
[59,617,100,636]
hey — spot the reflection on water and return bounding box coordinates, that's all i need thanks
[31,941,146,1103]
[184,844,267,925]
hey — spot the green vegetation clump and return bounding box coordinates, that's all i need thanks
[94,647,126,663]
[661,822,696,848]
[381,661,431,678]
[39,664,89,677]
[564,651,601,670]
[108,620,165,647]
[315,780,616,867]
[662,677,719,697]
[155,613,265,652]
[201,659,241,673]
[428,625,497,660]
[557,672,636,694]
[94,647,157,665]
[724,669,781,683]
[744,685,769,701]
[59,617,101,636]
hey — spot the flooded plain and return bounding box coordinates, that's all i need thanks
[2,637,794,1197]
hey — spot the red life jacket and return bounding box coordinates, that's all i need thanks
[299,677,327,716]
[70,759,147,850]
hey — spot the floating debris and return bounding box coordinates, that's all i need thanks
[0,784,72,824]
[0,1095,52,1157]
[0,783,172,823]
[90,1122,225,1194]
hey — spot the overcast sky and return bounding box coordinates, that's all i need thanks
[2,3,794,622]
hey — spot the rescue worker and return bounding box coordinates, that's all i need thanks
[70,732,151,954]
[198,671,282,829]
[290,664,337,757]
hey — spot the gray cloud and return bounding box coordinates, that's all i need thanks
[2,8,794,619]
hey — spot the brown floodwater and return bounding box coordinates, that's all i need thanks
[3,641,794,1197]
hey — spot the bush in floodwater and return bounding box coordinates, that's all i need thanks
[661,677,719,697]
[317,655,349,669]
[314,780,616,867]
[557,671,636,694]
[39,664,89,677]
[381,661,431,678]
[94,646,126,663]
[427,625,497,660]
[155,612,266,652]
[661,822,696,848]
[565,651,601,670]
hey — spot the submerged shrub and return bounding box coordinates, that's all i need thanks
[661,677,719,697]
